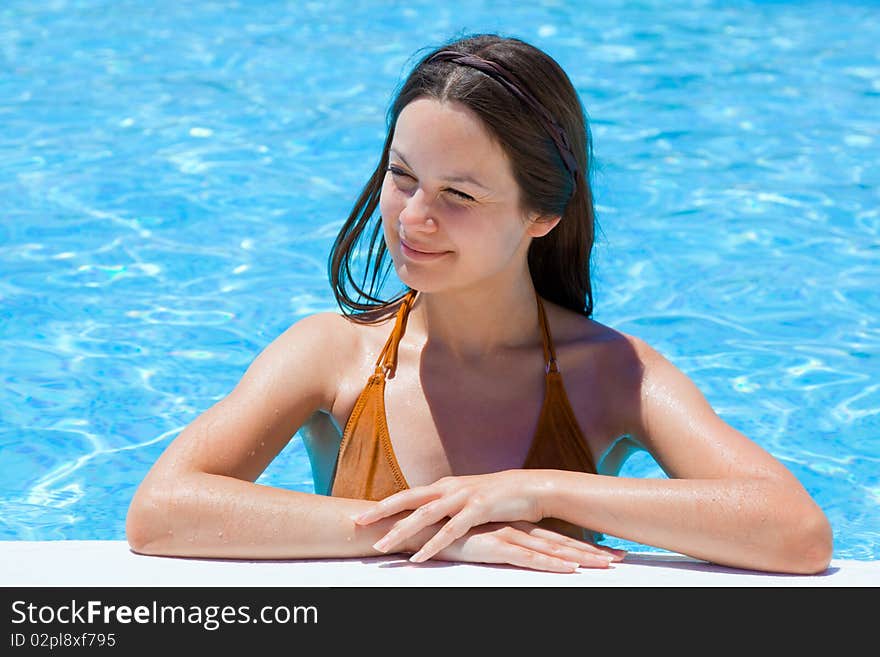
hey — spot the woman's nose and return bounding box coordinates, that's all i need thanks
[398,188,438,230]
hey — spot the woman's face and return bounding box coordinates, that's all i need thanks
[379,97,545,293]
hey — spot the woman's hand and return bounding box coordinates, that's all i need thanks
[355,470,620,563]
[400,520,623,572]
[355,471,539,561]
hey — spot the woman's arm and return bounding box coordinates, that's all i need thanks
[537,472,830,574]
[127,472,620,571]
[539,334,832,574]
[126,312,400,559]
[127,470,414,559]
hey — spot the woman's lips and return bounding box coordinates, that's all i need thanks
[400,239,451,260]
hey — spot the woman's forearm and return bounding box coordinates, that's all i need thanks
[534,470,833,574]
[125,472,422,559]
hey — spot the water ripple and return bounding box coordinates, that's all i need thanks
[1,0,877,559]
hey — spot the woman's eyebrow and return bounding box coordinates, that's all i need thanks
[389,147,490,190]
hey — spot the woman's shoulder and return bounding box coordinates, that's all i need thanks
[544,298,643,356]
[549,304,717,441]
[285,304,402,367]
[545,300,651,400]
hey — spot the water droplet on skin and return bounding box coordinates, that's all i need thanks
[217,531,224,538]
[249,450,255,456]
[260,441,265,447]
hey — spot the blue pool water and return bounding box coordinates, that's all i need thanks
[1,1,877,560]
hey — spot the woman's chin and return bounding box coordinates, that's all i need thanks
[395,268,449,293]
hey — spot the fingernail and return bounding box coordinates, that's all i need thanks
[373,540,389,552]
[565,561,580,570]
[410,551,425,563]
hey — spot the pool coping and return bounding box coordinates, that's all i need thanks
[2,541,878,587]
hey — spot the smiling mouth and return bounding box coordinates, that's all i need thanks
[400,239,449,255]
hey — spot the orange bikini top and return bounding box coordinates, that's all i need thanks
[329,288,597,540]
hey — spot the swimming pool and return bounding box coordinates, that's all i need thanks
[1,0,877,561]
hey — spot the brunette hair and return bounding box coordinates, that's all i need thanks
[327,32,597,323]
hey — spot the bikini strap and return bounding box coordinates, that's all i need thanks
[535,292,560,374]
[374,289,419,378]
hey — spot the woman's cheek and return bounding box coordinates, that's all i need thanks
[379,182,401,227]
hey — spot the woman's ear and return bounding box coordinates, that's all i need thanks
[526,213,562,239]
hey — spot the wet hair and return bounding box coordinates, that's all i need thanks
[327,32,597,323]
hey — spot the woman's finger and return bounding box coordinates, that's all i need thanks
[503,529,616,569]
[517,526,627,561]
[354,487,440,525]
[408,508,484,563]
[372,492,467,553]
[496,543,583,573]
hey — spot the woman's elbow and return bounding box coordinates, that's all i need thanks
[785,505,834,575]
[125,489,167,555]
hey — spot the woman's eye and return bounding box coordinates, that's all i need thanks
[386,166,474,203]
[448,189,475,202]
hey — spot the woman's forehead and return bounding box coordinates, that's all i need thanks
[393,99,514,188]
[396,98,494,146]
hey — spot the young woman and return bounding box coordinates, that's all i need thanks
[126,33,832,574]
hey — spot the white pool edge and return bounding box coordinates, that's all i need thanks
[2,541,878,587]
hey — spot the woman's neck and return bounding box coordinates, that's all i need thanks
[407,270,542,366]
